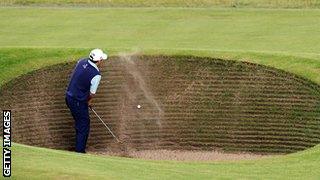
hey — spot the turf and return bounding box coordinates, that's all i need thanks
[1,0,320,8]
[1,48,320,89]
[1,8,320,56]
[8,142,320,179]
[0,8,320,85]
[0,6,320,179]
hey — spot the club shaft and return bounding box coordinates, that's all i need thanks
[90,108,120,143]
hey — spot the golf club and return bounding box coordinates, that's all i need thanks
[90,107,121,143]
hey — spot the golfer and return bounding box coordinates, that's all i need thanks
[65,49,107,153]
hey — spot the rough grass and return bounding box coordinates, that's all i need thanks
[1,48,320,89]
[7,142,320,179]
[1,0,320,8]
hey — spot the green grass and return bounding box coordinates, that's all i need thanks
[1,48,320,88]
[1,8,320,56]
[0,6,320,179]
[0,7,320,86]
[1,0,320,8]
[7,142,320,179]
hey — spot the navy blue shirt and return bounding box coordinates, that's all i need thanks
[66,58,101,101]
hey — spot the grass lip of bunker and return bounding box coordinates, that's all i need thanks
[0,55,319,161]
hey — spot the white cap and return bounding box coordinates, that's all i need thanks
[89,49,108,62]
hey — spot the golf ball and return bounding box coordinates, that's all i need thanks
[137,105,141,109]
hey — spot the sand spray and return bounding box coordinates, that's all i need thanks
[119,53,163,126]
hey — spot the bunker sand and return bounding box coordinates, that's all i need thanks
[89,149,273,162]
[0,55,319,160]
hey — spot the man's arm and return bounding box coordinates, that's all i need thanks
[88,75,102,107]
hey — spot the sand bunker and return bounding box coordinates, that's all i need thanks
[0,55,319,160]
[89,149,273,161]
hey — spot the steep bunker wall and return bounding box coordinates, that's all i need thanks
[0,55,319,154]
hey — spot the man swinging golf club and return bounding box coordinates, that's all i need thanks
[65,48,107,153]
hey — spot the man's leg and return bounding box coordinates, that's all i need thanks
[74,101,90,153]
[66,96,90,153]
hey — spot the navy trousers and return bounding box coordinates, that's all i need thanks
[65,95,90,153]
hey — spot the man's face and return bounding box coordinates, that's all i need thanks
[96,60,103,68]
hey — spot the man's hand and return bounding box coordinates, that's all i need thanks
[88,99,93,109]
[88,93,95,109]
